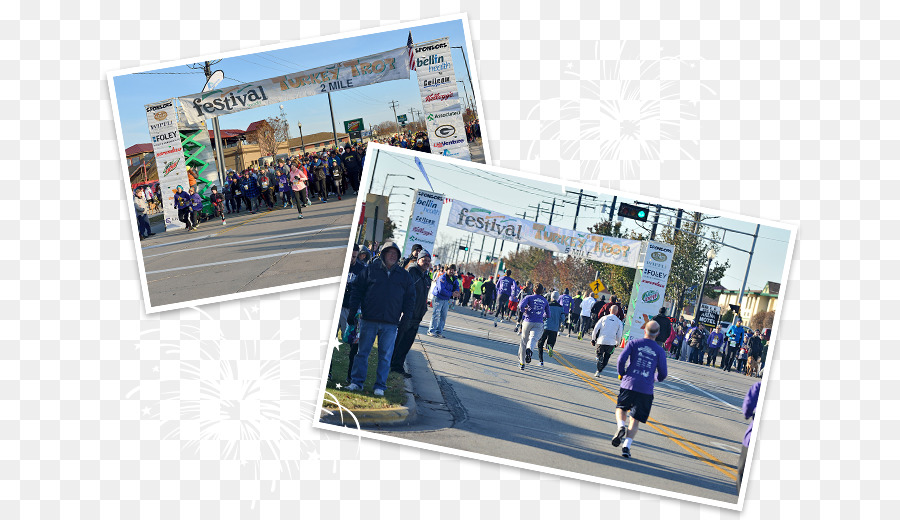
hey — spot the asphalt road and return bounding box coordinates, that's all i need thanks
[141,196,356,307]
[376,304,755,504]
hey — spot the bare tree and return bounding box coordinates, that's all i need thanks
[248,117,290,159]
[372,120,400,136]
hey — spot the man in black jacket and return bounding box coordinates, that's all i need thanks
[390,250,433,377]
[650,307,672,348]
[346,241,415,396]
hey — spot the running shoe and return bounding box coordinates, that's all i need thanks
[494,321,497,328]
[578,332,583,340]
[525,348,532,364]
[222,220,226,225]
[539,361,544,366]
[548,347,553,357]
[373,389,384,397]
[345,383,361,392]
[594,371,601,377]
[426,332,436,337]
[520,364,525,371]
[513,324,520,333]
[297,214,303,219]
[612,426,627,447]
[621,447,631,458]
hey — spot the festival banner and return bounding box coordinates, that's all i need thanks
[413,37,470,159]
[178,47,410,124]
[623,241,675,343]
[145,99,190,231]
[446,200,642,267]
[403,190,445,257]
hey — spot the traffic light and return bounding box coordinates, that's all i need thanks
[459,245,469,251]
[618,203,649,222]
[729,304,741,314]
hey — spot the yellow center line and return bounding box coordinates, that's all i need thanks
[552,349,738,481]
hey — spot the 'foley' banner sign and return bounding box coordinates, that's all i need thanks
[446,201,642,268]
[623,241,675,343]
[178,47,409,125]
[145,99,190,231]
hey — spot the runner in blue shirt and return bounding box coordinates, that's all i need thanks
[517,283,549,370]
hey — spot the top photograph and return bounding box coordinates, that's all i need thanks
[108,14,487,313]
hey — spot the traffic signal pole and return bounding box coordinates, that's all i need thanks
[737,224,760,310]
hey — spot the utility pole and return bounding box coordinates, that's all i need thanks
[327,91,338,149]
[194,60,227,179]
[650,204,661,240]
[389,100,400,130]
[737,224,760,311]
[609,196,617,220]
[516,212,527,253]
[565,189,597,231]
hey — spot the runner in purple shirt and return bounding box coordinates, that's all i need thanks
[737,381,761,492]
[516,284,548,370]
[611,320,668,458]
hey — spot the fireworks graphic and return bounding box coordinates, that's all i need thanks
[524,41,717,181]
[125,302,361,509]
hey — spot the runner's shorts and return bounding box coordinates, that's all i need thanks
[616,388,654,423]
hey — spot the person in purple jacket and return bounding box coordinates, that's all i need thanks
[611,320,668,458]
[737,381,760,492]
[493,269,517,324]
[517,283,549,370]
[187,186,203,231]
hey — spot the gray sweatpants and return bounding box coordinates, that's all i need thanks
[518,321,544,364]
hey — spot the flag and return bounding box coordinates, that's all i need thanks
[407,31,416,71]
[414,156,435,192]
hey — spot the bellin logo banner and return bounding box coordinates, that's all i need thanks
[413,36,471,161]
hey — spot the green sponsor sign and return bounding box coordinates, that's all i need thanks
[397,114,407,123]
[343,118,364,133]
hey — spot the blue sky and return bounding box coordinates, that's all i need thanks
[369,149,795,293]
[112,19,473,147]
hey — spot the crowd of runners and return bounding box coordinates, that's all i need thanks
[132,144,368,236]
[332,243,761,477]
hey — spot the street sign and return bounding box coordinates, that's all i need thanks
[698,303,720,327]
[397,114,408,123]
[590,279,605,294]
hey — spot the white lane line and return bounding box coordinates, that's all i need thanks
[668,375,740,410]
[710,441,742,453]
[143,225,351,258]
[142,234,216,249]
[145,245,346,275]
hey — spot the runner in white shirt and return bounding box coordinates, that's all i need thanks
[578,293,597,340]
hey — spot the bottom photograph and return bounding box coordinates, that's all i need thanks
[314,144,795,509]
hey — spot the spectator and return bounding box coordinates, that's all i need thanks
[133,189,153,240]
[345,241,415,397]
[391,249,433,378]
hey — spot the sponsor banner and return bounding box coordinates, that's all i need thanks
[145,99,189,231]
[403,190,445,256]
[435,145,471,161]
[344,118,364,133]
[178,47,410,124]
[414,37,471,159]
[446,201,642,267]
[623,241,674,342]
[422,89,461,106]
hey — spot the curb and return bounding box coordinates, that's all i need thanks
[319,376,418,428]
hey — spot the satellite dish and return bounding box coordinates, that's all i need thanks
[202,70,225,92]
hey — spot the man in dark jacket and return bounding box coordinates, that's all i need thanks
[650,307,672,348]
[340,146,364,193]
[390,250,433,377]
[346,241,415,396]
